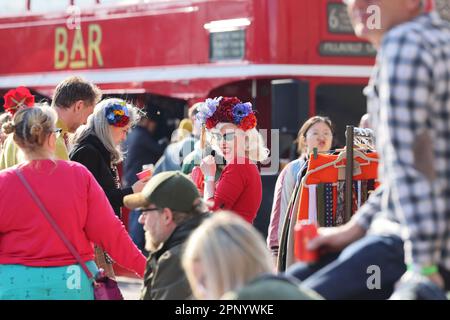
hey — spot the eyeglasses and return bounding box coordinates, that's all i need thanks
[136,207,161,217]
[53,128,63,138]
[210,132,236,142]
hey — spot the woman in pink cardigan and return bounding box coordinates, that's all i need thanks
[0,105,146,300]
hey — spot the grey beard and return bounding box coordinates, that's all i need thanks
[144,230,160,252]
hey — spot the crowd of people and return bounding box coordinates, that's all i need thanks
[1,0,450,300]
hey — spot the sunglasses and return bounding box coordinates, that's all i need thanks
[210,132,236,142]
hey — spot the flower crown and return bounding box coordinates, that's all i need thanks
[196,96,257,131]
[105,101,130,127]
[3,86,35,116]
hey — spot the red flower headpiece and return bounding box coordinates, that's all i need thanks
[3,86,35,116]
[196,96,257,131]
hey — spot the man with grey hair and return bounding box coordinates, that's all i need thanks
[124,171,209,300]
[287,0,450,299]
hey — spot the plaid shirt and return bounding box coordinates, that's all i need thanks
[353,12,450,270]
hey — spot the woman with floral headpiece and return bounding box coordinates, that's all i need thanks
[70,98,148,278]
[198,97,269,224]
[0,87,35,169]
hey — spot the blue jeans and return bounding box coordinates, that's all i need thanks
[128,210,149,257]
[286,235,406,299]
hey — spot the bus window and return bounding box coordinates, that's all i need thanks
[315,84,367,149]
[0,0,27,16]
[30,0,70,13]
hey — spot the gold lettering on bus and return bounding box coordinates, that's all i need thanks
[54,24,104,70]
[69,29,87,69]
[55,27,68,69]
[88,24,103,68]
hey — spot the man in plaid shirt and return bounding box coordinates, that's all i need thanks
[287,0,450,299]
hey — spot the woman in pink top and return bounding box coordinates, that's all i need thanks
[0,105,145,300]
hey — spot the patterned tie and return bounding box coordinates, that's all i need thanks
[335,181,345,226]
[316,184,325,227]
[324,183,334,227]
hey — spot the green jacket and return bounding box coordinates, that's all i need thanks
[223,274,323,300]
[141,214,207,300]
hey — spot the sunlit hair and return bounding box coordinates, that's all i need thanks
[182,211,274,300]
[296,116,333,157]
[51,76,101,109]
[72,98,140,163]
[2,104,57,160]
[213,122,269,163]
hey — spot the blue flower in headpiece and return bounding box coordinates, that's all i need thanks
[107,112,116,122]
[105,101,130,127]
[232,102,252,124]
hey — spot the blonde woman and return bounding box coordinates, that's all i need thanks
[182,211,321,300]
[197,97,269,223]
[0,106,145,299]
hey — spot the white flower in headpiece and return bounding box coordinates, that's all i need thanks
[196,96,222,124]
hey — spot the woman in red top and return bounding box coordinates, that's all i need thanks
[0,105,145,300]
[198,97,269,223]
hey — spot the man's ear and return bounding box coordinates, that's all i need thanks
[162,208,174,225]
[72,100,85,113]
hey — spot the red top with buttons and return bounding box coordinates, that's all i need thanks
[209,158,262,224]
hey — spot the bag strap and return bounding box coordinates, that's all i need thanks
[15,169,95,281]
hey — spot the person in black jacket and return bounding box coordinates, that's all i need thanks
[70,98,149,278]
[122,106,165,189]
[122,106,166,255]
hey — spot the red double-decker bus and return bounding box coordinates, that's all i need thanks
[1,0,448,235]
[0,0,379,136]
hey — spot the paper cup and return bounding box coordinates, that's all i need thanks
[136,168,153,180]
